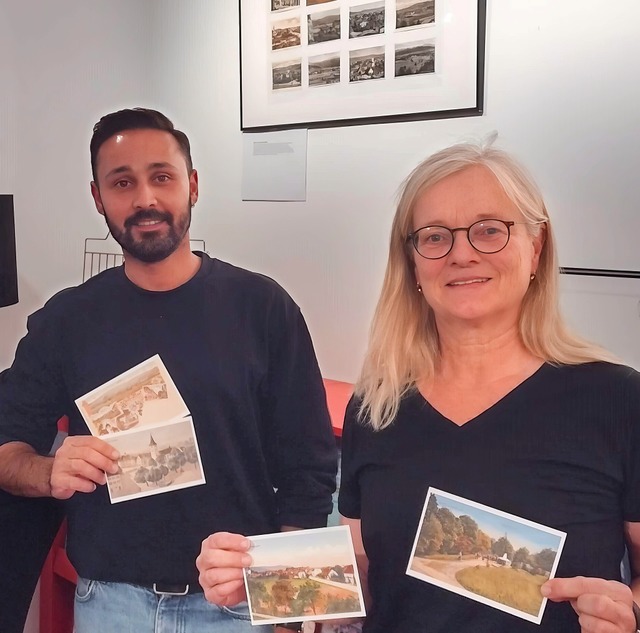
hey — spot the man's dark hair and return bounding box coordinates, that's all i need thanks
[90,107,193,182]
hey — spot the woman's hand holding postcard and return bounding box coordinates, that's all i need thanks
[406,488,566,625]
[243,525,366,627]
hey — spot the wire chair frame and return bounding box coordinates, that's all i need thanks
[82,234,207,282]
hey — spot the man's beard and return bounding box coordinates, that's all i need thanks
[104,203,191,263]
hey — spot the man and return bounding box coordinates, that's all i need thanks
[0,108,337,632]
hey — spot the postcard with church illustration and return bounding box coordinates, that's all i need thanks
[103,416,205,503]
[75,354,190,437]
[406,488,566,624]
[243,525,366,626]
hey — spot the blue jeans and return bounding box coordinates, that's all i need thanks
[74,577,274,633]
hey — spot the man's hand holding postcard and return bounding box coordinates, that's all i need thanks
[406,488,566,625]
[74,354,205,503]
[243,525,366,627]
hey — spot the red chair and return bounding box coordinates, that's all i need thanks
[39,380,354,633]
[39,416,76,633]
[322,378,353,438]
[39,520,76,633]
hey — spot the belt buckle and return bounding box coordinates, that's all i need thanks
[152,583,190,596]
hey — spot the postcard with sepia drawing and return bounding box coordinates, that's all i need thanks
[75,354,205,503]
[243,525,366,626]
[75,354,189,437]
[406,488,566,625]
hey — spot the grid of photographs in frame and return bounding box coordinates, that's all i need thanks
[241,0,484,130]
[242,0,484,130]
[75,354,206,504]
[270,0,436,92]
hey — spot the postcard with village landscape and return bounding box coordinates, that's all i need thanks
[74,354,190,436]
[243,525,366,626]
[74,354,205,503]
[102,416,205,503]
[406,488,566,624]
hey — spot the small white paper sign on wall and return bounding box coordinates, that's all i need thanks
[241,129,307,202]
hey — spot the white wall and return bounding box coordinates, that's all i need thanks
[149,0,640,376]
[4,0,640,377]
[0,0,153,369]
[3,1,640,378]
[1,3,639,375]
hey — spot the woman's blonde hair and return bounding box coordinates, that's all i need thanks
[357,138,617,430]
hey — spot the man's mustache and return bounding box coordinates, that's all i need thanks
[124,209,172,228]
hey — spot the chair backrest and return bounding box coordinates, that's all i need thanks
[322,379,354,437]
[82,234,207,281]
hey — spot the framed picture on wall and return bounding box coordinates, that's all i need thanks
[239,0,486,131]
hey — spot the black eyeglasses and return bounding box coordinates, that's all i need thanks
[407,219,542,260]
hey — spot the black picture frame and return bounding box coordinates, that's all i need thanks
[0,194,18,307]
[239,0,486,132]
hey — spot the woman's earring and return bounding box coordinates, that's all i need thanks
[417,283,423,293]
[530,273,536,281]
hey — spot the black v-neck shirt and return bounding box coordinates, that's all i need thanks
[339,362,640,632]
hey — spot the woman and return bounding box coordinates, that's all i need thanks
[196,140,640,633]
[338,140,640,632]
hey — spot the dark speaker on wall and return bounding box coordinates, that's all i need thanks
[0,194,18,307]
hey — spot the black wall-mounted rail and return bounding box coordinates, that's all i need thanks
[560,267,640,280]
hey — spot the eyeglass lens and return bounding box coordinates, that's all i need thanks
[413,220,511,259]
